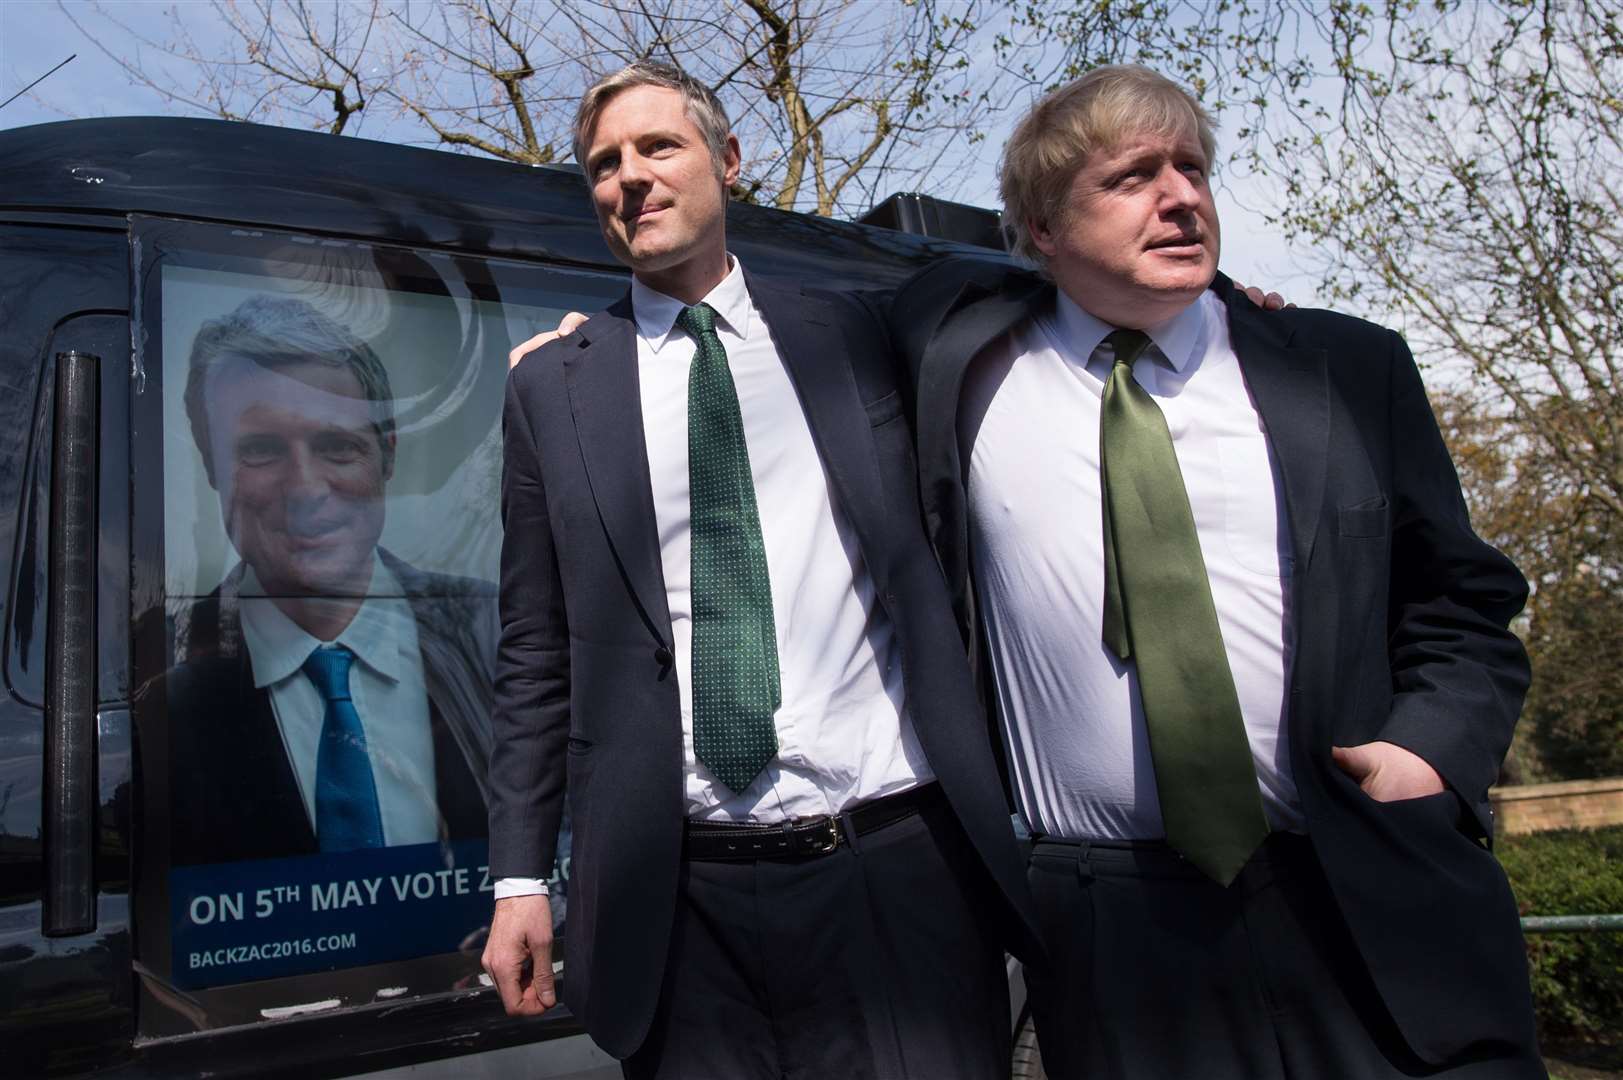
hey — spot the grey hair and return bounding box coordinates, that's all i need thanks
[184,294,396,485]
[1000,64,1217,268]
[572,61,732,181]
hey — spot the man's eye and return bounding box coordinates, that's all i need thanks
[591,156,617,178]
[313,434,366,464]
[236,438,284,466]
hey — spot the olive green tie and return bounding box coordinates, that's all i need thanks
[679,303,780,793]
[1099,329,1269,885]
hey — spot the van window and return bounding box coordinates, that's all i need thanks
[1,224,131,912]
[128,218,624,1036]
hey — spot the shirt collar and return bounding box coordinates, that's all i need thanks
[630,254,752,351]
[238,554,407,689]
[1049,286,1209,374]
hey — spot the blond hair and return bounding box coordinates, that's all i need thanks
[572,61,731,181]
[999,65,1217,266]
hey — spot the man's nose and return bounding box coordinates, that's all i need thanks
[1158,165,1201,210]
[618,149,654,189]
[283,444,331,500]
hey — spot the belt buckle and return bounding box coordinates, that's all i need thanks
[804,816,841,855]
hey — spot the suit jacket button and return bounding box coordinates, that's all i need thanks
[654,647,673,666]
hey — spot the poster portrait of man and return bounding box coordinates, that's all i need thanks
[163,293,498,867]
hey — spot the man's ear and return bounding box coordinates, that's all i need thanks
[199,449,220,491]
[381,431,397,482]
[1027,216,1058,260]
[722,133,742,189]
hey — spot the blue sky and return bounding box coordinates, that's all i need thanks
[0,0,1319,305]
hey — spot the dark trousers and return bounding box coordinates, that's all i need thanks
[1025,833,1544,1080]
[622,796,1010,1080]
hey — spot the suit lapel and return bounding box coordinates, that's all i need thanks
[747,272,893,587]
[916,273,1052,596]
[564,298,674,647]
[1223,280,1329,571]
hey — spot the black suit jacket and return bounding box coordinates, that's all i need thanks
[489,270,1042,1059]
[167,550,496,865]
[889,258,1537,1066]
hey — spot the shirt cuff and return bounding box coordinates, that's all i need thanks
[493,877,550,900]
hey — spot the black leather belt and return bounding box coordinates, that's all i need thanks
[684,783,941,861]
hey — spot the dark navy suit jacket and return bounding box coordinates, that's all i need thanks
[488,270,1041,1059]
[887,258,1538,1066]
[166,550,496,866]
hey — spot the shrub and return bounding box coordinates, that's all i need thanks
[1495,826,1623,1046]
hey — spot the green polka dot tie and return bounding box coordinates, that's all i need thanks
[1099,329,1269,886]
[679,302,781,793]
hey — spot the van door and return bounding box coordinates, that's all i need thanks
[93,214,622,1075]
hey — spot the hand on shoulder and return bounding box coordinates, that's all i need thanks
[1229,277,1291,311]
[509,311,591,369]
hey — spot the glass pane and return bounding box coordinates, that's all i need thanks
[130,220,623,1034]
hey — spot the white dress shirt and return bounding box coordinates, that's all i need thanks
[497,257,931,900]
[238,554,441,847]
[961,288,1303,841]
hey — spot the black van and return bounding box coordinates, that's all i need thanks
[0,117,1026,1078]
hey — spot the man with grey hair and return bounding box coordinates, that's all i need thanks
[483,61,1041,1078]
[890,63,1541,1078]
[168,293,495,866]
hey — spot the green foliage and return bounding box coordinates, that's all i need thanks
[1436,388,1623,784]
[1521,572,1623,782]
[1496,828,1623,1045]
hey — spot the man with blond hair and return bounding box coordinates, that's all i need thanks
[482,61,1040,1078]
[889,63,1542,1078]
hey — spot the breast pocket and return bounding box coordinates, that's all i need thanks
[864,390,904,428]
[863,389,921,513]
[1338,494,1390,538]
[1216,434,1289,577]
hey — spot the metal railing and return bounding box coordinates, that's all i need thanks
[1521,914,1623,933]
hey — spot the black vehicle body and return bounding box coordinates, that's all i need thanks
[0,117,1015,1077]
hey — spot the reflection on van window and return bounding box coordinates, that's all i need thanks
[137,235,620,1012]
